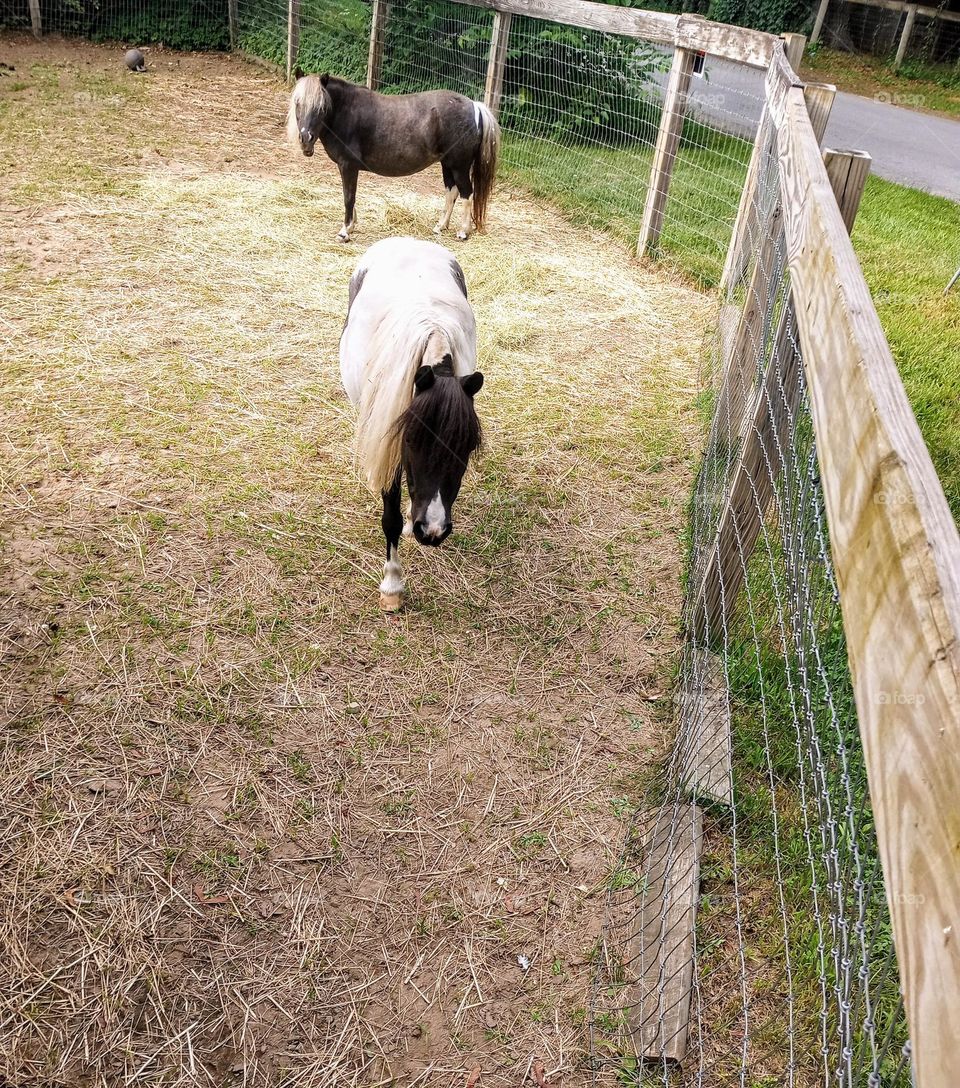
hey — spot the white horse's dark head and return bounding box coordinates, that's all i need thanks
[398,360,483,547]
[287,73,331,158]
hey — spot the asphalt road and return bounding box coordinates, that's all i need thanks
[654,55,960,201]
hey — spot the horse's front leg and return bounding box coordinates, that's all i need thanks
[337,163,359,243]
[379,470,405,611]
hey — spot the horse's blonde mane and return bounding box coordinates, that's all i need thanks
[286,75,329,145]
[355,305,469,495]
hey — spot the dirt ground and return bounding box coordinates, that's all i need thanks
[0,34,713,1087]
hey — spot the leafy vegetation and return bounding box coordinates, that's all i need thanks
[243,0,370,82]
[0,0,231,50]
[802,44,960,118]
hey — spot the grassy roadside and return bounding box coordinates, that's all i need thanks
[800,45,960,118]
[851,177,960,520]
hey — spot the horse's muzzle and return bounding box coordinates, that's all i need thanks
[414,520,452,547]
[299,130,316,157]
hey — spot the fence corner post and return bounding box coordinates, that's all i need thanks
[286,0,301,85]
[781,32,806,73]
[367,0,390,91]
[638,46,696,259]
[803,81,837,144]
[483,9,513,117]
[28,0,42,39]
[228,0,238,50]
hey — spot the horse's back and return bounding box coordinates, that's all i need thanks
[340,84,480,175]
[339,238,476,407]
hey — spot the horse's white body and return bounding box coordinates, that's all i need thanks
[339,237,478,496]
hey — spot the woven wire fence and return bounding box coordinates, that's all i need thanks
[361,1,766,288]
[818,0,960,68]
[591,108,911,1086]
[0,0,231,48]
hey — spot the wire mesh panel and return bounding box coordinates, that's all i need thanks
[379,0,489,96]
[820,0,960,68]
[0,0,231,49]
[592,113,912,1087]
[233,0,371,81]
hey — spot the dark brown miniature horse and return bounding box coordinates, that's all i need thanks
[287,74,500,242]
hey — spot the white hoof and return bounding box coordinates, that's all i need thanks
[433,222,444,235]
[337,228,351,243]
[456,230,469,241]
[402,519,413,538]
[379,590,404,612]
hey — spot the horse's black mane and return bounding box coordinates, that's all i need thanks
[394,374,482,465]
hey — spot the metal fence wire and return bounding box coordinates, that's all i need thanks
[590,113,911,1087]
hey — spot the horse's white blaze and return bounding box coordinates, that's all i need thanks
[435,187,457,233]
[339,237,478,495]
[380,545,405,596]
[423,491,446,536]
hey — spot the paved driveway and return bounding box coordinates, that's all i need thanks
[652,54,960,201]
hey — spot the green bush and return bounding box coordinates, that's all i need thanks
[381,0,666,147]
[26,0,231,50]
[241,0,369,81]
[707,0,810,33]
[501,23,667,146]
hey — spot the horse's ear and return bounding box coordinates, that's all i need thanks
[320,73,330,86]
[293,64,305,80]
[461,372,483,397]
[413,365,435,393]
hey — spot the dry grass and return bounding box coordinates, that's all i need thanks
[0,35,713,1086]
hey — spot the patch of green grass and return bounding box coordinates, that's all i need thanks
[852,177,960,519]
[501,122,750,289]
[801,45,960,118]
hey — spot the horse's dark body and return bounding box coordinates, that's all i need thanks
[288,75,500,241]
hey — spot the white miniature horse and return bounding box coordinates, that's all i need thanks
[339,237,484,611]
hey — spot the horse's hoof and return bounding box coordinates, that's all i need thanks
[337,234,351,244]
[456,231,469,241]
[379,591,404,613]
[433,224,443,235]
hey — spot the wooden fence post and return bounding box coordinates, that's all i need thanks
[720,107,770,293]
[483,10,513,116]
[638,46,696,258]
[367,0,390,91]
[286,0,301,85]
[228,0,238,50]
[28,0,41,38]
[811,0,830,44]
[895,3,918,69]
[781,31,806,72]
[823,148,871,230]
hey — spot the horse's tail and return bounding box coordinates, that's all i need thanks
[471,102,500,233]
